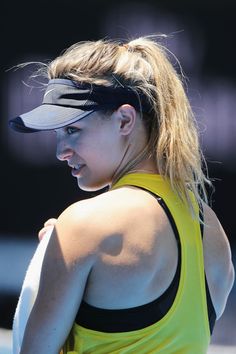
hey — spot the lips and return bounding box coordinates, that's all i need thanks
[71,164,85,176]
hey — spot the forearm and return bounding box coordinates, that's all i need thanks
[19,309,66,354]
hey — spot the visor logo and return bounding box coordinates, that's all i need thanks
[43,88,55,98]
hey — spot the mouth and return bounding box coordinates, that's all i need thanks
[71,164,86,177]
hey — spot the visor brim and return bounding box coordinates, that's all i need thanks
[9,104,95,132]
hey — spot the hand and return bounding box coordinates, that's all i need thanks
[38,218,57,241]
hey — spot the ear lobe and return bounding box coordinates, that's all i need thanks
[118,104,136,136]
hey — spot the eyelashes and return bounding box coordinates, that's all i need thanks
[65,126,81,135]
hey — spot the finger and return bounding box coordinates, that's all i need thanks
[44,218,57,227]
[38,225,55,241]
[38,228,47,241]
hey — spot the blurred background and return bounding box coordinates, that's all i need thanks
[0,0,235,353]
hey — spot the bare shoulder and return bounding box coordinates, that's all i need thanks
[56,188,131,234]
[57,186,160,231]
[55,186,167,261]
[202,202,235,318]
[53,193,112,264]
[54,188,135,257]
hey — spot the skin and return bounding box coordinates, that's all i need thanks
[20,105,234,354]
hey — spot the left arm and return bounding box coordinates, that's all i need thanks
[19,204,97,354]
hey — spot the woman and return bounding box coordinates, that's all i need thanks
[9,36,234,354]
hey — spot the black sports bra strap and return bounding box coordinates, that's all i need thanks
[199,200,204,239]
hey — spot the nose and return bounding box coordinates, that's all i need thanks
[56,136,73,161]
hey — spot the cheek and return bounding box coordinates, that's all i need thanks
[95,135,123,163]
[87,137,123,173]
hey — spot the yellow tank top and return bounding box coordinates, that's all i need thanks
[62,173,210,354]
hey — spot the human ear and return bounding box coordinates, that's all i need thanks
[116,104,137,136]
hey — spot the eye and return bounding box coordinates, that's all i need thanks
[65,126,80,135]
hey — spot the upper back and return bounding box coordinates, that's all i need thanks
[82,184,179,308]
[76,174,234,320]
[61,173,234,353]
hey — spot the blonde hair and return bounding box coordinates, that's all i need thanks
[38,36,211,215]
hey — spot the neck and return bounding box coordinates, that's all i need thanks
[128,157,159,175]
[126,169,157,176]
[111,150,158,188]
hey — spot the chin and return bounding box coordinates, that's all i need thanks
[76,177,109,192]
